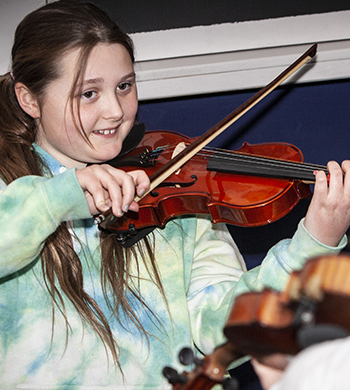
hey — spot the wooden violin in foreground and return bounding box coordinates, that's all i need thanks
[163,253,350,390]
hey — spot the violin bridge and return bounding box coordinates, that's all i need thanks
[172,142,187,175]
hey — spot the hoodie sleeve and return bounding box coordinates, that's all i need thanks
[185,217,347,357]
[0,169,91,278]
[232,218,348,298]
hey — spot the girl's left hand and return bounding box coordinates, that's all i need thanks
[304,160,350,247]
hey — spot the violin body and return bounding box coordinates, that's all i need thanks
[101,130,312,233]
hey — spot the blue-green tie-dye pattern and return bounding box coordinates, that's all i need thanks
[0,144,346,389]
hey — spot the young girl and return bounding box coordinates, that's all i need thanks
[1,1,349,388]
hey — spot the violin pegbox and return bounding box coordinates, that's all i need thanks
[162,346,239,390]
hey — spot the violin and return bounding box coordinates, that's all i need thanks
[95,44,319,246]
[163,253,350,389]
[98,130,326,233]
[225,253,350,356]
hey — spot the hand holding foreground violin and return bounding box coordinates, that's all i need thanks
[250,356,287,390]
[254,335,350,390]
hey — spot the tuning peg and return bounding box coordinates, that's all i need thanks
[178,347,195,365]
[178,347,204,366]
[162,366,188,384]
[222,376,239,390]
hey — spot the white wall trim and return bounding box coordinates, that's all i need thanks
[2,6,349,101]
[0,0,46,75]
[132,11,350,100]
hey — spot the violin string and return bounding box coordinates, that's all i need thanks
[148,144,328,175]
[200,145,327,168]
[203,147,328,173]
[149,147,326,175]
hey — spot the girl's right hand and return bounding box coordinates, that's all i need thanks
[75,164,150,217]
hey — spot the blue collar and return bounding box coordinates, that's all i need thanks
[32,143,68,176]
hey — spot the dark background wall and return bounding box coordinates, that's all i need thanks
[92,0,350,32]
[138,79,350,259]
[92,1,350,389]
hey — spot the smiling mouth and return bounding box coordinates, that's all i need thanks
[94,129,116,135]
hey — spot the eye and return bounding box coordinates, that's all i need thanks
[117,82,131,92]
[81,90,96,99]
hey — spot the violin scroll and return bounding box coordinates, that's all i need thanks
[163,345,241,390]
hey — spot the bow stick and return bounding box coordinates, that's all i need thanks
[97,44,317,228]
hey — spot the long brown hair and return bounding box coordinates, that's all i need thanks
[0,0,166,371]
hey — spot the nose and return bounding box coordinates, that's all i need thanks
[103,95,124,122]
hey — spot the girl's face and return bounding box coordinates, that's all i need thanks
[35,43,138,169]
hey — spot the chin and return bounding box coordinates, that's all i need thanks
[92,148,122,164]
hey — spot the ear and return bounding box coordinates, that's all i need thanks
[14,82,41,119]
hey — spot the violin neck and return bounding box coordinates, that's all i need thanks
[207,152,327,183]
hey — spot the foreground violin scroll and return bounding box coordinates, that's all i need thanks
[95,44,317,241]
[163,254,350,390]
[162,344,241,390]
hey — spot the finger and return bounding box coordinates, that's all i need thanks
[341,159,350,173]
[84,190,110,215]
[99,166,141,215]
[123,170,150,212]
[76,165,147,217]
[326,160,344,196]
[96,173,128,217]
[79,166,125,216]
[342,159,350,192]
[90,183,118,214]
[128,170,150,197]
[76,168,111,213]
[312,169,328,201]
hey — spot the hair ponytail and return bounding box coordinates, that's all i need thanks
[0,72,40,182]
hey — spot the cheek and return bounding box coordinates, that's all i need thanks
[76,104,101,134]
[130,101,138,120]
[42,99,72,132]
[126,90,138,119]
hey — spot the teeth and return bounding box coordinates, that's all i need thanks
[96,129,116,135]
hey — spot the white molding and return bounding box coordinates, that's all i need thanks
[0,0,46,74]
[2,7,349,100]
[132,11,350,100]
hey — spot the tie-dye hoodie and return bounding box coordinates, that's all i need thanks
[0,144,346,389]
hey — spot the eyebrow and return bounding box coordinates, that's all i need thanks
[81,77,103,86]
[81,72,136,86]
